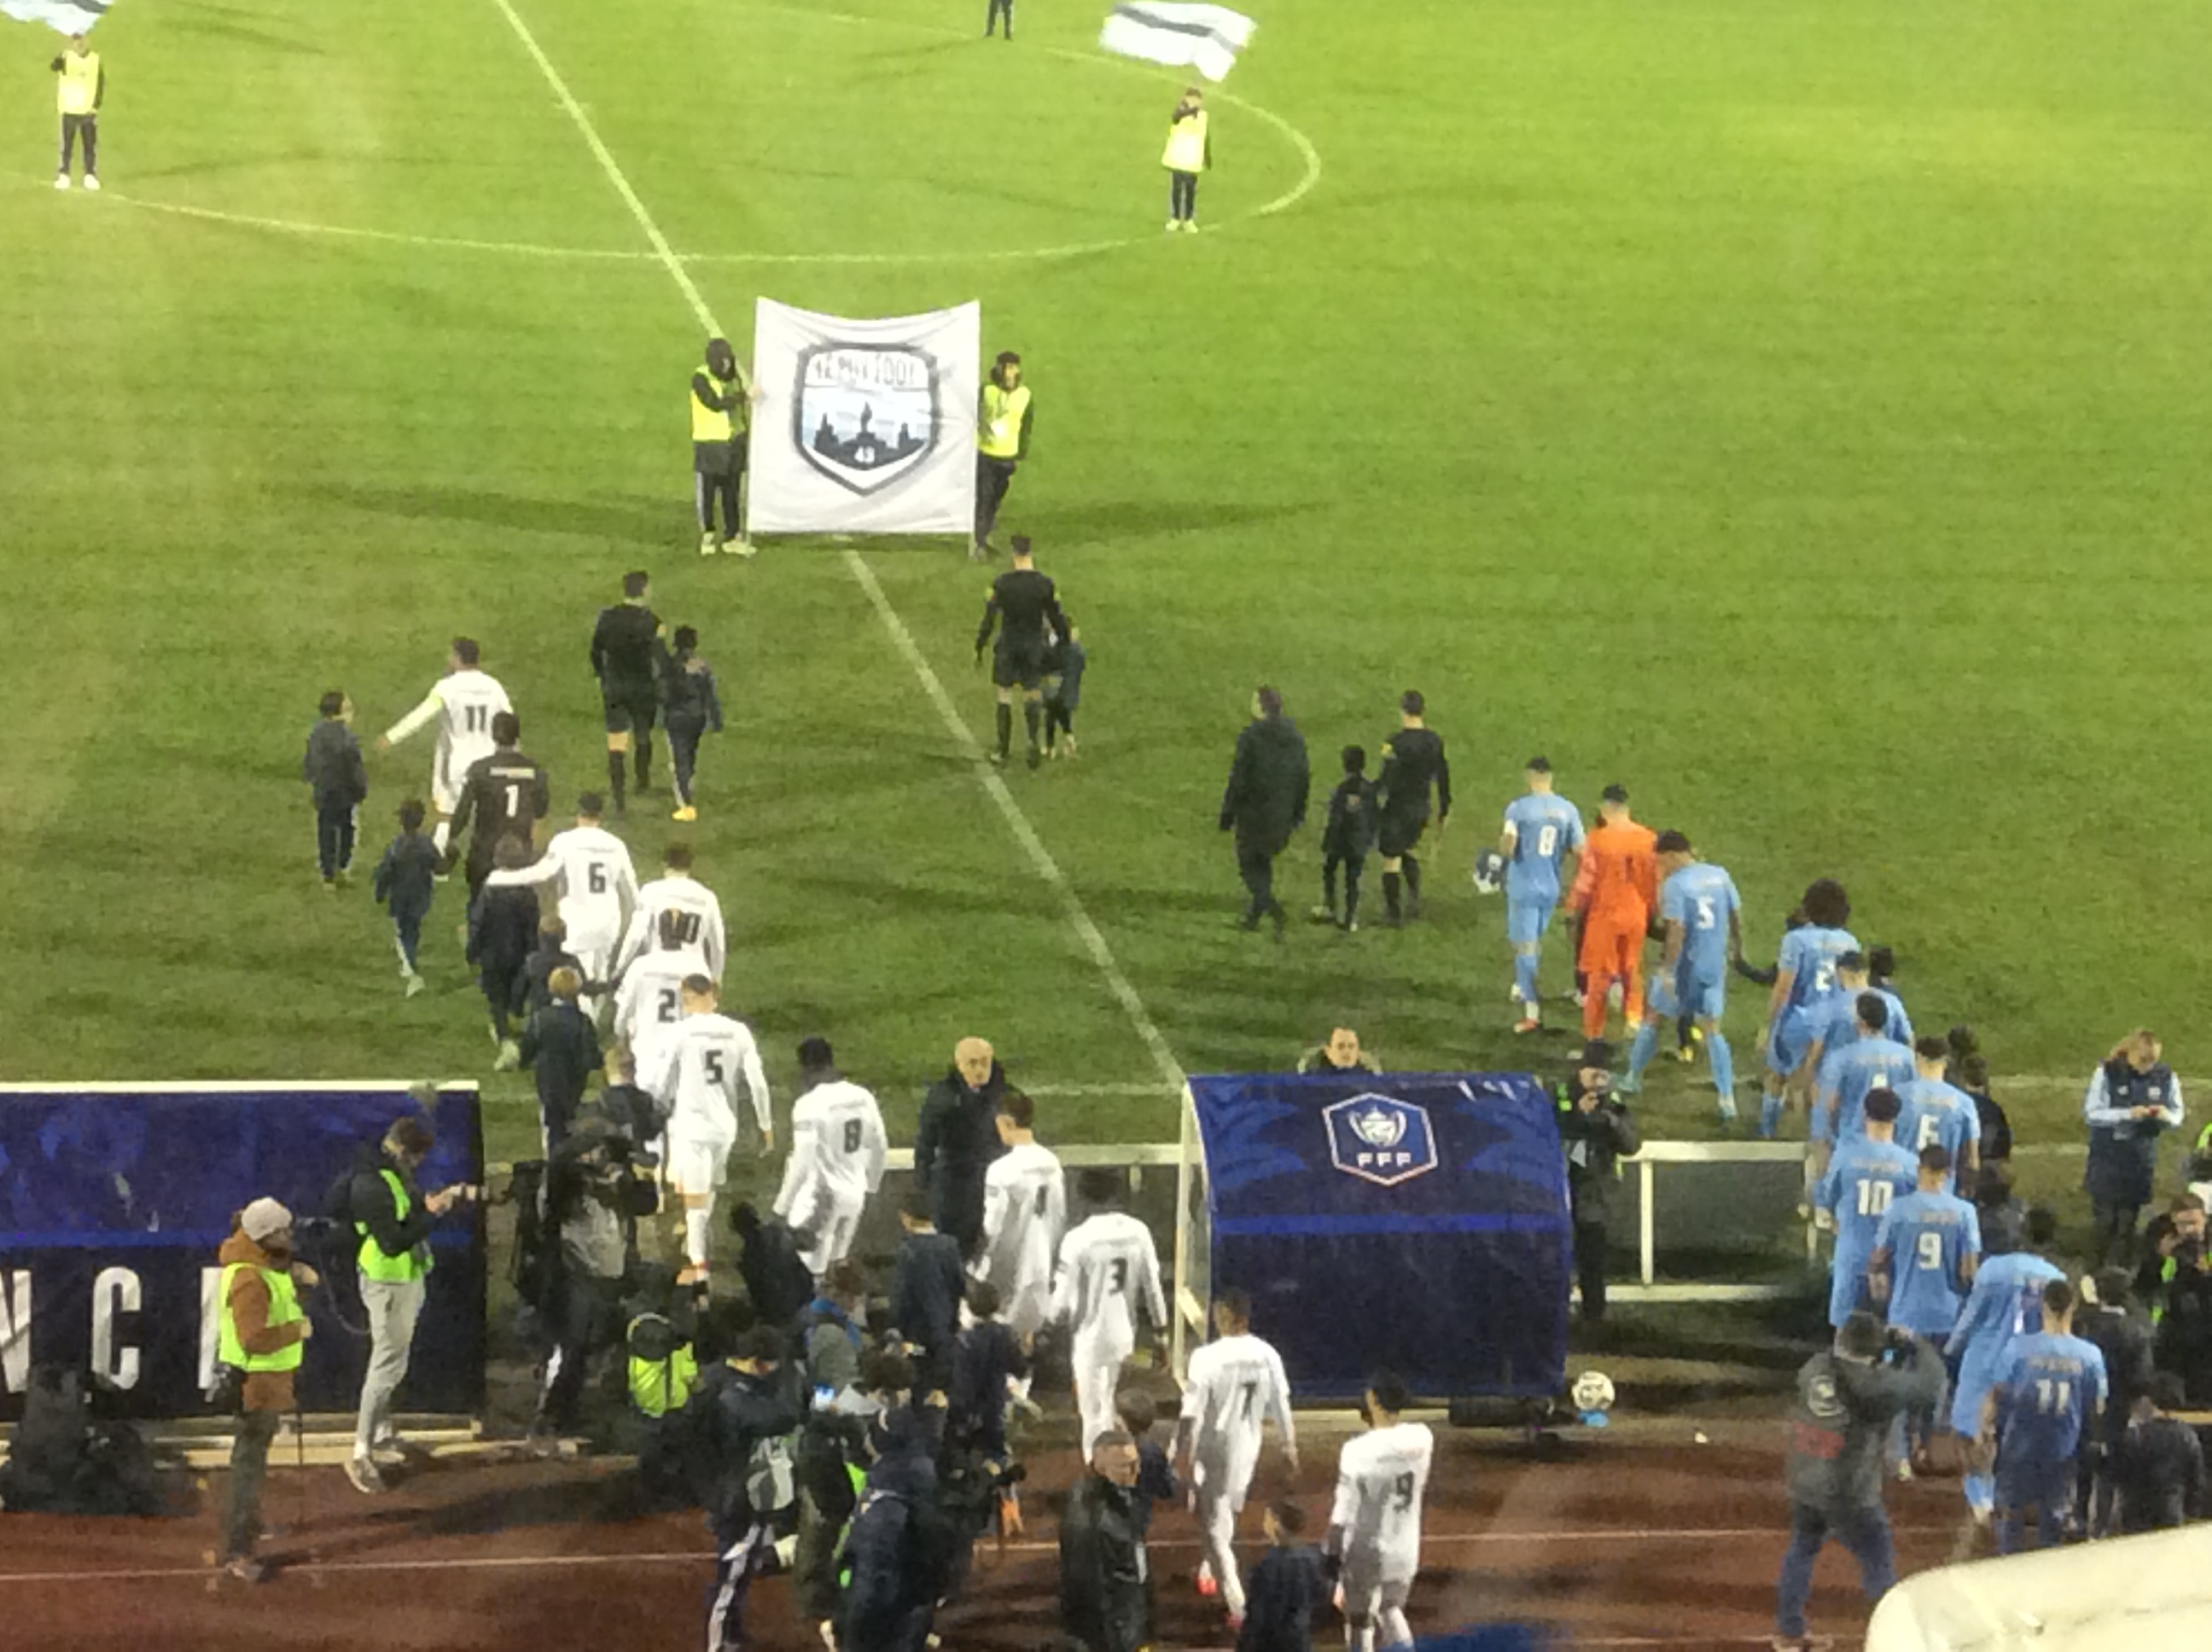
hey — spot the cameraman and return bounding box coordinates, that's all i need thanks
[1555,1042,1640,1323]
[346,1115,475,1495]
[1773,1314,1944,1650]
[532,1114,645,1446]
[213,1198,317,1584]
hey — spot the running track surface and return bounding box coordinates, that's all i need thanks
[0,1429,1969,1649]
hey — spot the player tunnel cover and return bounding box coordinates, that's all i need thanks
[794,344,940,495]
[1191,1073,1569,1399]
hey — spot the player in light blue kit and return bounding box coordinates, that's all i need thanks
[1622,830,1741,1119]
[1758,877,1858,1138]
[1947,1207,2064,1534]
[1802,951,1912,1079]
[1872,1146,1982,1470]
[1895,1035,1982,1194]
[1986,1278,2106,1553]
[1498,757,1585,1034]
[1813,1088,1918,1327]
[1810,996,1917,1172]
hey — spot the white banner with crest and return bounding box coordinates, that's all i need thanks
[748,298,979,538]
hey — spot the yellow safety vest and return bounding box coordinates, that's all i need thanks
[56,51,101,117]
[357,1168,430,1283]
[978,383,1031,460]
[217,1264,305,1374]
[1161,109,1208,173]
[691,364,742,443]
[628,1341,699,1417]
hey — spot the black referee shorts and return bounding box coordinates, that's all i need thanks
[602,688,658,737]
[992,638,1047,691]
[1377,811,1429,859]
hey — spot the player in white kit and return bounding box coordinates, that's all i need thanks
[1175,1288,1296,1628]
[1051,1168,1166,1456]
[643,976,771,1283]
[771,1036,887,1277]
[481,792,637,1011]
[614,956,690,1107]
[1325,1371,1433,1652]
[976,1091,1066,1340]
[614,842,725,984]
[376,637,512,856]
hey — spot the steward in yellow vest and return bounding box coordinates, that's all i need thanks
[50,34,105,191]
[972,351,1033,559]
[215,1197,317,1581]
[692,336,755,558]
[1161,88,1211,232]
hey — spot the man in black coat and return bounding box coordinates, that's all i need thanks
[913,1038,1007,1254]
[1219,686,1309,937]
[1555,1042,1642,1322]
[2078,1266,2157,1533]
[730,1203,815,1340]
[1061,1431,1150,1652]
[839,1409,947,1652]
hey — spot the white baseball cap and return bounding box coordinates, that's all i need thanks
[240,1198,294,1243]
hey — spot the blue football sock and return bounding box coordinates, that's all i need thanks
[1625,1021,1659,1087]
[1709,1032,1736,1105]
[1760,1090,1783,1139]
[1514,953,1540,1009]
[1964,1471,1994,1514]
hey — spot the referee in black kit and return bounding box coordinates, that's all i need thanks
[975,536,1068,770]
[591,570,663,815]
[1375,689,1450,926]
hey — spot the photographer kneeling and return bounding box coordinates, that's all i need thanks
[533,1114,654,1448]
[346,1115,476,1494]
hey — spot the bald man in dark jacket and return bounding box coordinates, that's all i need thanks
[1219,686,1308,938]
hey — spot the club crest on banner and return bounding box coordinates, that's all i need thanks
[1323,1093,1438,1187]
[794,344,939,495]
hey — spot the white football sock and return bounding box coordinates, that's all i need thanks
[684,1207,712,1268]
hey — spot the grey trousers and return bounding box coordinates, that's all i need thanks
[221,1409,281,1560]
[355,1274,427,1459]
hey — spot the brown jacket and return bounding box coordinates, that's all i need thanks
[218,1229,309,1413]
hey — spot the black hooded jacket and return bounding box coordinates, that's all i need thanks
[914,1061,1008,1247]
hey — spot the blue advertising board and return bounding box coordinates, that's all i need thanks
[0,1084,486,1419]
[1191,1072,1569,1402]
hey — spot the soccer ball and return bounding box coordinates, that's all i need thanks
[1470,848,1505,894]
[1569,1370,1615,1416]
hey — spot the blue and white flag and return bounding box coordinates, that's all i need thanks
[1099,2,1254,83]
[2,0,114,33]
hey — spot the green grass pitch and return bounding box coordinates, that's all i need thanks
[4,0,2210,1186]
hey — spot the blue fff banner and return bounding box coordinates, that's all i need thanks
[0,1084,486,1421]
[1192,1073,1569,1402]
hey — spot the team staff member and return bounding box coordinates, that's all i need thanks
[974,351,1033,558]
[1161,86,1209,231]
[589,571,662,814]
[346,1117,476,1495]
[1557,1044,1640,1322]
[2082,1028,2184,1267]
[1220,686,1309,937]
[1373,690,1450,927]
[213,1198,317,1584]
[975,536,1068,769]
[51,33,102,191]
[1062,1431,1152,1652]
[691,337,754,557]
[915,1036,1008,1254]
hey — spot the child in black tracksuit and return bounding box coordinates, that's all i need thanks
[1314,745,1377,931]
[948,1281,1029,1463]
[1044,624,1086,758]
[302,690,369,886]
[660,625,724,820]
[371,799,439,995]
[467,836,539,1060]
[1237,1501,1327,1652]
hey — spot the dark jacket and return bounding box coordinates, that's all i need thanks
[521,939,585,1014]
[1049,639,1087,708]
[1130,1435,1179,1539]
[1219,714,1310,855]
[914,1062,1008,1249]
[2078,1302,2157,1437]
[1061,1471,1151,1652]
[1320,775,1378,861]
[518,998,603,1144]
[948,1318,1028,1457]
[1237,1543,1328,1652]
[891,1230,967,1387]
[662,654,725,731]
[348,1143,436,1271]
[2084,1056,2181,1208]
[303,719,369,809]
[373,831,439,920]
[1969,1085,2011,1163]
[839,1440,943,1652]
[2111,1411,2206,1533]
[1556,1082,1642,1225]
[803,1297,866,1396]
[468,883,539,975]
[733,1209,816,1335]
[1784,1335,1944,1515]
[685,1362,803,1535]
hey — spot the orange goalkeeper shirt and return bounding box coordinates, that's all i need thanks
[1572,820,1658,927]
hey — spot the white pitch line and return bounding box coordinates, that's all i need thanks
[843,551,1186,1093]
[485,0,1188,1095]
[74,187,656,262]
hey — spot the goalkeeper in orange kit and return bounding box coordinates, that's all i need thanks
[1567,783,1658,1044]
